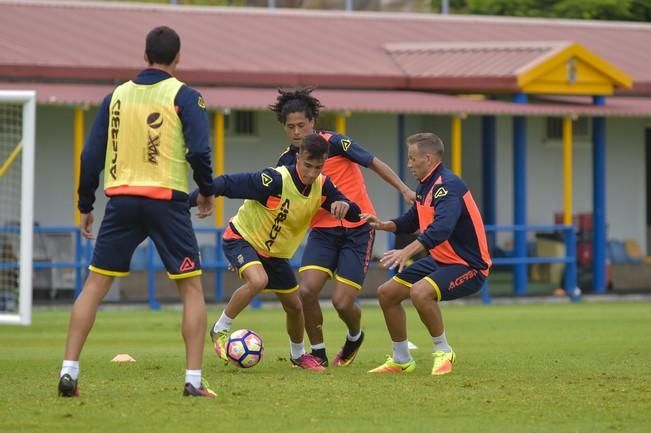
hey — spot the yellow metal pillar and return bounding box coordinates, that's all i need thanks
[335,112,347,134]
[562,116,574,225]
[73,108,85,225]
[451,115,465,176]
[213,111,225,226]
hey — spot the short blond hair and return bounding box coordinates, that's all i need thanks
[406,133,444,157]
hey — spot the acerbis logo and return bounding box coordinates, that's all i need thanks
[146,112,163,165]
[109,99,121,180]
[264,199,290,251]
[341,138,351,151]
[180,257,196,272]
[448,269,478,290]
[261,173,273,187]
[434,186,448,199]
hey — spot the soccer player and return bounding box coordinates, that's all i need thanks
[364,133,491,375]
[203,133,362,371]
[270,88,416,367]
[58,26,217,398]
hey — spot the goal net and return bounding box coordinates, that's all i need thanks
[0,91,35,325]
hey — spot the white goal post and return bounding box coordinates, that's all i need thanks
[0,90,35,325]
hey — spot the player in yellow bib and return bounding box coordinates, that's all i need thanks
[191,134,361,370]
[59,26,216,398]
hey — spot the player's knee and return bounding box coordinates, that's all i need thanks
[299,284,319,302]
[410,283,433,306]
[247,273,269,292]
[331,293,354,312]
[377,282,397,306]
[281,296,302,315]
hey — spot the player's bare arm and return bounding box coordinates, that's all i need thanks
[368,157,416,204]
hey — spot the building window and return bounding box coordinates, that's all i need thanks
[546,117,590,141]
[225,111,257,136]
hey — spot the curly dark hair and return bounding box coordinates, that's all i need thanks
[269,88,324,124]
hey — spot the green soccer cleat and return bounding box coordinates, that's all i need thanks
[368,356,415,374]
[210,328,229,364]
[431,350,456,376]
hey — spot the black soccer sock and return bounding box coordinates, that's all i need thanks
[311,347,327,361]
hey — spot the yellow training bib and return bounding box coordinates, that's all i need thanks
[232,166,324,258]
[104,77,189,197]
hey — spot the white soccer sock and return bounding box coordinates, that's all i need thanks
[213,312,233,334]
[392,340,412,364]
[432,331,452,353]
[290,341,305,360]
[310,342,326,351]
[60,360,79,380]
[347,330,362,342]
[185,369,202,388]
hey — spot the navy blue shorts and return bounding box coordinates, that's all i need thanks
[299,224,375,290]
[223,237,298,293]
[392,256,485,302]
[90,196,201,279]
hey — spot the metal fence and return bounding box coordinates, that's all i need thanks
[1,223,577,309]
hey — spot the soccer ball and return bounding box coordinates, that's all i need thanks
[226,329,264,368]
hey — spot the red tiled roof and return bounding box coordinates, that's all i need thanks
[0,1,650,92]
[385,41,570,91]
[2,81,650,117]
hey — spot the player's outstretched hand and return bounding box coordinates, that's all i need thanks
[361,213,393,231]
[196,193,215,218]
[330,201,350,220]
[379,249,410,273]
[80,212,95,240]
[360,213,380,226]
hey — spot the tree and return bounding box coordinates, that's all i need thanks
[432,0,651,21]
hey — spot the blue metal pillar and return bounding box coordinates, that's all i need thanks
[74,229,83,298]
[512,93,528,295]
[147,240,160,310]
[592,95,607,293]
[563,226,580,301]
[84,239,92,281]
[397,114,406,215]
[214,232,224,302]
[481,115,497,251]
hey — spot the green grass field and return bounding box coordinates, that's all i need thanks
[1,302,650,433]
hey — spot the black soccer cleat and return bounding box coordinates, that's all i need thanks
[333,331,365,367]
[183,381,217,398]
[310,349,329,367]
[58,374,79,397]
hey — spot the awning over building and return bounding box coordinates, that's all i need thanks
[0,82,650,117]
[385,41,633,95]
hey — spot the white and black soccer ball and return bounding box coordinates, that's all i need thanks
[226,329,264,368]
